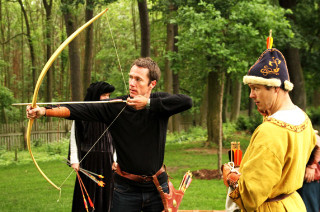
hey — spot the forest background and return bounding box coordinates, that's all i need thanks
[0,0,320,210]
[2,0,320,166]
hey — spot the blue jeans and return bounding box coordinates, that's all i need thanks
[298,180,320,212]
[111,181,169,212]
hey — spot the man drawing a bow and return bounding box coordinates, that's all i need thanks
[27,57,192,212]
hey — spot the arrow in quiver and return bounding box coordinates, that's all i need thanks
[228,142,242,166]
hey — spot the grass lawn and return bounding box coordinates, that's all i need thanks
[0,134,250,211]
[165,142,229,210]
[0,160,75,212]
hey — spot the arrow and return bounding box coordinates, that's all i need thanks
[12,99,127,106]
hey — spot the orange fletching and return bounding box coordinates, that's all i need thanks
[98,181,105,187]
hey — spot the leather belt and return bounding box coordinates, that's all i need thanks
[115,165,166,183]
[265,192,293,202]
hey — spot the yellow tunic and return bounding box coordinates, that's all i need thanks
[230,114,317,212]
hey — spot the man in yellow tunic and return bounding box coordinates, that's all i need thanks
[224,48,317,212]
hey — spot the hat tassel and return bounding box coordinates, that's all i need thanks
[266,30,273,49]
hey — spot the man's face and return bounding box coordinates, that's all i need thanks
[129,65,156,98]
[249,84,278,115]
[100,93,110,100]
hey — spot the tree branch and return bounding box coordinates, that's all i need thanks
[0,33,27,44]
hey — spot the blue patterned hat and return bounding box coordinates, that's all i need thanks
[243,48,293,91]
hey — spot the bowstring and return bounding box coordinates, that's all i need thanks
[58,10,128,194]
[106,12,129,94]
[78,11,129,163]
[78,105,126,164]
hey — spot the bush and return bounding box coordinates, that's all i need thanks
[33,139,43,147]
[235,111,263,133]
[166,126,207,144]
[223,122,251,150]
[307,106,320,126]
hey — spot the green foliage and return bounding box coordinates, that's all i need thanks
[284,1,320,107]
[222,121,251,150]
[93,0,142,93]
[0,59,9,70]
[0,86,21,123]
[47,145,62,156]
[307,106,320,126]
[167,0,293,114]
[166,125,251,152]
[286,0,320,49]
[32,139,43,147]
[166,126,207,144]
[0,138,70,166]
[0,146,6,158]
[0,86,15,108]
[235,111,263,133]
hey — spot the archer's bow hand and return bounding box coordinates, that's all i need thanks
[222,162,241,189]
[26,105,46,119]
[126,95,148,110]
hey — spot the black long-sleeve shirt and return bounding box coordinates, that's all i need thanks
[64,92,192,187]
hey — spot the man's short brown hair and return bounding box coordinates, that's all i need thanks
[131,57,161,83]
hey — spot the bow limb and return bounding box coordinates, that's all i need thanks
[27,8,109,191]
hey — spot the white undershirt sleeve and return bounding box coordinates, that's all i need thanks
[70,121,79,164]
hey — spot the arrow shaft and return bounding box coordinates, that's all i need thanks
[13,99,126,106]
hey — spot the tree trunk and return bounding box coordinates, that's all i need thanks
[222,73,230,123]
[172,72,181,132]
[83,0,94,97]
[18,0,37,90]
[279,0,306,111]
[164,24,174,94]
[283,48,306,110]
[200,84,208,127]
[279,0,296,8]
[131,0,138,50]
[0,0,4,85]
[60,19,69,100]
[207,70,224,171]
[230,79,242,121]
[137,0,150,57]
[20,4,25,119]
[61,1,82,101]
[172,20,180,132]
[43,0,53,122]
[164,4,174,132]
[4,4,10,89]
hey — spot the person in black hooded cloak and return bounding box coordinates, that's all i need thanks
[69,81,115,212]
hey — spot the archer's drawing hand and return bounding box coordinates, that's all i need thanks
[126,95,148,110]
[71,163,80,171]
[112,162,118,171]
[26,105,46,119]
